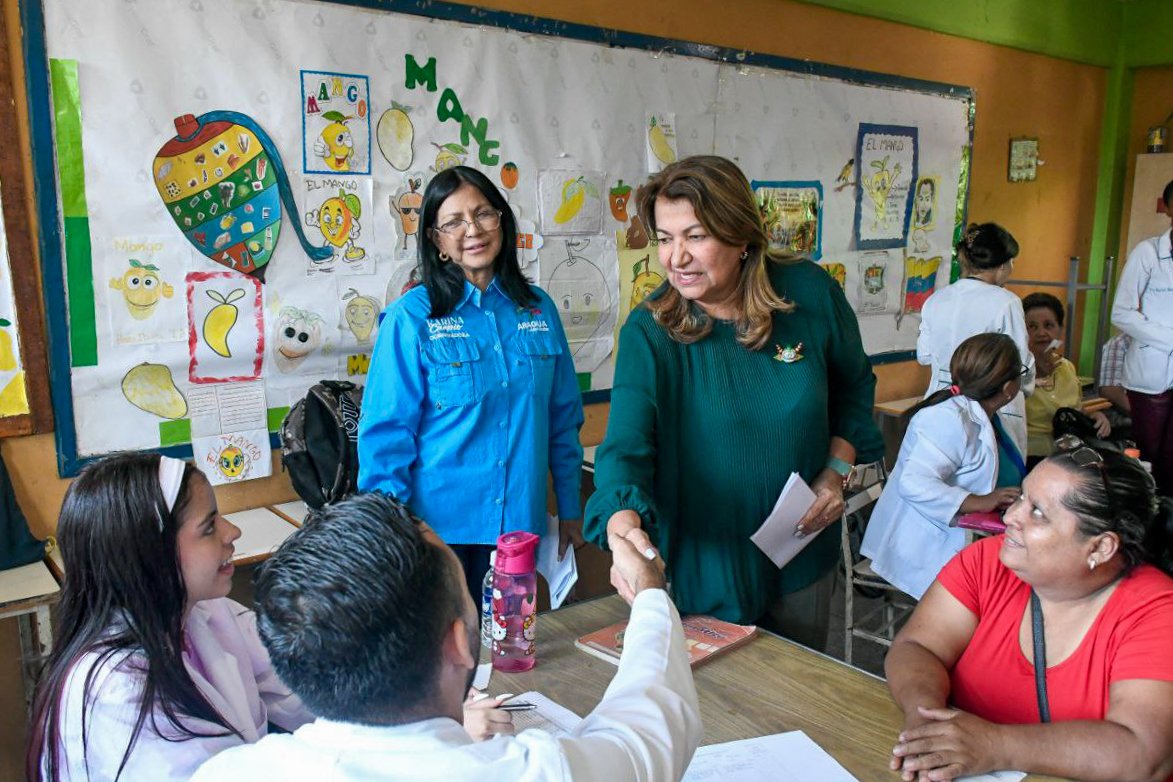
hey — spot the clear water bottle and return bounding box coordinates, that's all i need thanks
[491,531,540,672]
[480,551,496,649]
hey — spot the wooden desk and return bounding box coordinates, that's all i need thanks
[874,395,921,469]
[269,500,309,527]
[492,595,1068,782]
[0,561,60,706]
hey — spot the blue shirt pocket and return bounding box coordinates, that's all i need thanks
[516,331,564,397]
[423,338,482,408]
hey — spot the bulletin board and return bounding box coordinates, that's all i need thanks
[26,0,973,475]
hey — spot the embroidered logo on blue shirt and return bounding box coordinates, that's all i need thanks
[518,319,550,333]
[426,316,470,340]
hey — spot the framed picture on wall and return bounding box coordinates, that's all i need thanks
[1008,137,1040,183]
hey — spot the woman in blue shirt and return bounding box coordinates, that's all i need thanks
[359,166,584,596]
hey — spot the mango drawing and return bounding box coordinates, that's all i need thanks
[217,445,247,479]
[609,180,631,222]
[342,288,381,345]
[109,259,174,321]
[0,318,16,371]
[203,288,245,358]
[0,371,27,417]
[865,155,902,229]
[314,110,355,172]
[376,102,414,171]
[648,117,676,165]
[394,177,423,250]
[431,142,467,173]
[553,176,599,225]
[121,362,188,419]
[500,162,519,190]
[629,255,664,311]
[306,189,366,262]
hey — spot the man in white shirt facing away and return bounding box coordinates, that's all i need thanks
[193,492,702,782]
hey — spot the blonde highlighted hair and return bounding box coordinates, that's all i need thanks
[634,155,797,350]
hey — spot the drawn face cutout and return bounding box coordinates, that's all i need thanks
[914,180,934,227]
[216,445,246,478]
[396,190,423,237]
[111,262,173,321]
[320,121,354,172]
[547,241,609,342]
[344,294,379,344]
[273,308,323,373]
[315,198,353,248]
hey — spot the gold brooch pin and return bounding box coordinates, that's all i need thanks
[774,342,804,363]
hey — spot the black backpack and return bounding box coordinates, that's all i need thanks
[280,380,364,509]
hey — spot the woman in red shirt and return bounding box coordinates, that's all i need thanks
[885,447,1173,782]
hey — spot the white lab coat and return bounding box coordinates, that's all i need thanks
[193,589,702,782]
[917,278,1034,455]
[1111,231,1173,394]
[861,395,999,599]
[50,598,313,782]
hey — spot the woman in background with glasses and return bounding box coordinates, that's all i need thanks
[358,166,584,596]
[862,333,1026,601]
[884,446,1173,782]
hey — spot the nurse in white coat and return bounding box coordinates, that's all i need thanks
[917,223,1035,456]
[863,333,1026,599]
[1111,178,1173,495]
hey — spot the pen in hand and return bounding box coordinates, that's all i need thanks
[498,701,537,712]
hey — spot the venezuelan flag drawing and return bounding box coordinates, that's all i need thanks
[904,255,941,313]
[152,112,331,282]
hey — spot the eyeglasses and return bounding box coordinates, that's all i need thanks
[399,206,420,216]
[1018,363,1030,377]
[1069,446,1115,511]
[433,209,502,235]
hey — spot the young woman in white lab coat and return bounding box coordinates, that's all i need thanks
[862,333,1026,599]
[917,223,1034,456]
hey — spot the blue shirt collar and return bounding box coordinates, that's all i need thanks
[460,277,502,308]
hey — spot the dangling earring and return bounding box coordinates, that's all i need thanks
[740,250,749,260]
[439,251,450,262]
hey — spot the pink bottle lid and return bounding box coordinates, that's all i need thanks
[495,531,539,575]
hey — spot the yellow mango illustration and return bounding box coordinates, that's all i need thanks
[0,319,16,371]
[121,363,188,419]
[648,117,676,165]
[203,288,246,358]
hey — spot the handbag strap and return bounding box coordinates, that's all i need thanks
[1030,589,1051,723]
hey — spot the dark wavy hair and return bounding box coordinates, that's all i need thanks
[417,166,536,318]
[1048,448,1173,576]
[957,222,1019,271]
[1022,291,1064,327]
[253,492,467,724]
[26,453,238,782]
[905,333,1023,420]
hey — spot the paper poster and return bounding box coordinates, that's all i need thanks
[389,172,425,259]
[187,380,268,437]
[186,271,264,383]
[105,235,190,345]
[903,255,942,314]
[911,176,938,230]
[613,243,667,357]
[338,283,384,349]
[0,188,26,417]
[193,428,272,486]
[818,261,847,292]
[302,175,374,275]
[301,70,371,175]
[646,113,678,172]
[854,123,918,250]
[542,237,617,373]
[265,279,340,383]
[753,180,823,260]
[856,250,901,315]
[539,169,604,236]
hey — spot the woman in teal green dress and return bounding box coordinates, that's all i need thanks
[583,156,883,648]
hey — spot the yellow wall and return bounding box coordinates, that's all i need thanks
[0,1,1115,779]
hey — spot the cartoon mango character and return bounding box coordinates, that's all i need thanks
[110,259,174,321]
[217,445,246,478]
[431,142,467,173]
[272,306,324,373]
[609,180,632,222]
[313,110,354,172]
[500,162,519,190]
[629,255,664,311]
[342,288,381,345]
[554,176,599,224]
[394,177,423,249]
[305,189,365,262]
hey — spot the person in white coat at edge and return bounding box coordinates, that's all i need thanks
[862,333,1026,599]
[193,492,702,782]
[917,223,1035,457]
[1111,178,1173,496]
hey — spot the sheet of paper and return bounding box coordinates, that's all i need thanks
[187,380,268,437]
[537,513,578,610]
[508,691,582,738]
[472,662,492,691]
[750,472,819,569]
[191,428,272,486]
[957,772,1026,782]
[683,731,857,782]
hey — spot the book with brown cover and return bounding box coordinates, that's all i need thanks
[575,614,758,667]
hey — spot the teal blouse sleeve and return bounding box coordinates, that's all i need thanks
[824,276,884,464]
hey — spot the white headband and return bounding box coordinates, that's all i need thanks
[157,456,187,531]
